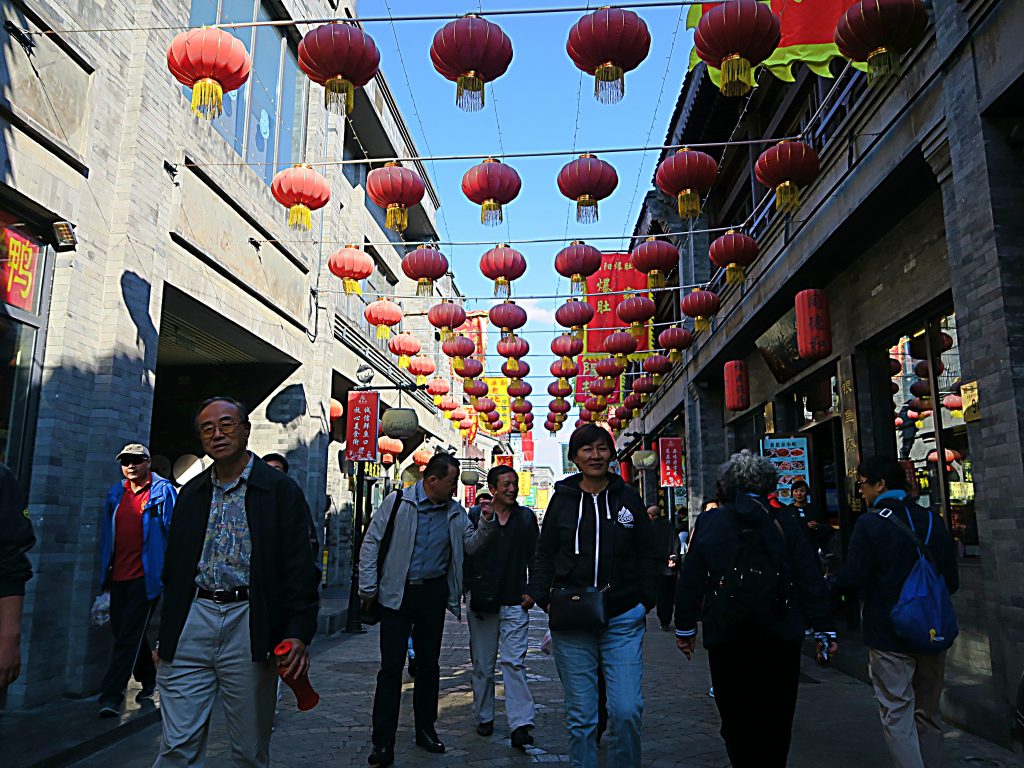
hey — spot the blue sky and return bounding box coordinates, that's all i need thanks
[359,1,696,474]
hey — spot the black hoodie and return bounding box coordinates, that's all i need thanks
[528,473,657,620]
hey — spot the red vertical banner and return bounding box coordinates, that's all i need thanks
[583,252,653,355]
[345,392,380,462]
[659,437,685,487]
[575,355,624,405]
[465,485,477,508]
[456,311,489,369]
[522,430,535,462]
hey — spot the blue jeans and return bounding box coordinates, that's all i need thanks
[551,602,646,768]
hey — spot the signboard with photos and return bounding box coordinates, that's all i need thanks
[760,433,812,505]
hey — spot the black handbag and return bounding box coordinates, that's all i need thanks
[361,492,403,626]
[547,585,609,632]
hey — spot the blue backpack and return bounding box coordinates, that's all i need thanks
[879,507,959,654]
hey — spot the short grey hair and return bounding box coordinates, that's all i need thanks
[718,449,778,499]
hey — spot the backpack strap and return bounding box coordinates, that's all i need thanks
[377,491,405,580]
[877,506,934,563]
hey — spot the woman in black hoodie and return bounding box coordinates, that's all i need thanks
[528,424,657,768]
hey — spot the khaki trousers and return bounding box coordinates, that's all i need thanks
[868,648,947,768]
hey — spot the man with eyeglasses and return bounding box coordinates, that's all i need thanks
[154,397,320,768]
[97,443,177,717]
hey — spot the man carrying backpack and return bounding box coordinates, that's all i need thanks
[675,450,836,768]
[832,456,959,768]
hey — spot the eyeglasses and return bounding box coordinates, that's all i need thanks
[199,419,242,439]
[120,456,148,467]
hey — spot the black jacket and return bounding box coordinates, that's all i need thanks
[0,463,34,598]
[466,504,539,611]
[832,495,958,653]
[650,516,681,576]
[675,494,834,646]
[158,456,321,662]
[528,473,657,619]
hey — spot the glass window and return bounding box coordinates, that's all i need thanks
[247,7,281,186]
[276,49,307,175]
[0,317,37,476]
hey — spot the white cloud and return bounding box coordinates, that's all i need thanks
[515,298,557,327]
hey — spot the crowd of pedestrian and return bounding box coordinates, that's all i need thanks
[0,399,966,768]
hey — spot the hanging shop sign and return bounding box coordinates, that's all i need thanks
[632,450,659,470]
[760,433,811,505]
[960,380,980,422]
[482,376,513,436]
[755,307,815,383]
[518,471,532,499]
[345,391,380,462]
[2,228,42,313]
[575,355,624,406]
[521,430,535,462]
[658,437,685,487]
[464,484,477,508]
[583,252,653,355]
[495,454,514,468]
[456,310,489,370]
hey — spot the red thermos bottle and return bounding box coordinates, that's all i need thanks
[274,640,320,711]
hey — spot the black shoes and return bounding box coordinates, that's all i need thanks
[660,624,672,631]
[476,720,494,736]
[136,685,156,702]
[511,725,535,750]
[415,727,446,754]
[367,744,394,766]
[98,698,120,718]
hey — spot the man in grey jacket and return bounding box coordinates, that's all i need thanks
[359,453,485,766]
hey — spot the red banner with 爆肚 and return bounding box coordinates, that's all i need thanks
[582,252,652,355]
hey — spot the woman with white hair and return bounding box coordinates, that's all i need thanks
[673,450,837,768]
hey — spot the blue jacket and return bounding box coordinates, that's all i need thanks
[99,474,177,600]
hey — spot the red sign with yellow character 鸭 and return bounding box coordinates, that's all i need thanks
[2,228,41,312]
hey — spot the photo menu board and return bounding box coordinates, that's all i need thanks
[760,433,811,505]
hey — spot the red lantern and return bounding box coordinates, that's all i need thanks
[413,448,432,468]
[567,7,651,104]
[755,141,820,215]
[908,396,932,413]
[488,300,528,340]
[439,397,459,418]
[614,405,631,422]
[890,357,903,377]
[556,299,595,340]
[428,377,450,406]
[450,408,468,424]
[387,332,421,368]
[604,330,638,365]
[908,331,953,360]
[512,400,532,416]
[631,376,657,403]
[329,398,344,422]
[463,378,488,404]
[428,300,466,341]
[608,416,623,431]
[550,359,580,389]
[585,396,605,415]
[942,394,963,412]
[655,149,718,219]
[681,288,721,332]
[548,381,573,400]
[709,231,758,285]
[551,334,584,366]
[579,409,595,423]
[430,15,513,111]
[462,158,521,226]
[497,336,529,374]
[408,355,436,386]
[555,241,604,294]
[590,379,615,408]
[617,295,656,340]
[489,420,505,432]
[364,298,403,340]
[724,360,750,412]
[366,162,425,233]
[271,165,331,231]
[623,393,643,417]
[909,381,931,400]
[630,238,678,290]
[298,23,380,116]
[643,354,673,386]
[508,380,532,407]
[443,335,476,376]
[402,245,449,297]
[480,245,527,298]
[557,154,619,224]
[595,357,625,386]
[461,417,477,431]
[328,245,374,295]
[694,0,781,97]
[835,0,929,84]
[545,419,560,434]
[167,28,252,119]
[549,399,571,415]
[659,327,692,364]
[502,360,530,380]
[927,448,961,465]
[475,397,496,415]
[379,436,403,456]
[795,289,832,360]
[914,360,945,379]
[460,358,484,380]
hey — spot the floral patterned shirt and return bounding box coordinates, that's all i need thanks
[195,454,254,591]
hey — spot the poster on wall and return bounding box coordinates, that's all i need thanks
[345,392,380,462]
[658,437,685,487]
[760,433,811,505]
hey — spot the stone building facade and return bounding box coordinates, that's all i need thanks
[0,0,470,708]
[622,0,1024,746]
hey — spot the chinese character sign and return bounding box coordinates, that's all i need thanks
[2,229,40,312]
[483,376,513,436]
[760,434,811,504]
[456,311,489,369]
[465,485,477,509]
[575,354,623,405]
[495,455,514,468]
[345,392,380,462]
[518,471,532,499]
[659,437,685,487]
[583,252,652,355]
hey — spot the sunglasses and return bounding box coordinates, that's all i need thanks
[120,456,148,467]
[198,420,242,439]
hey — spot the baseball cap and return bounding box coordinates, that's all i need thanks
[116,443,151,460]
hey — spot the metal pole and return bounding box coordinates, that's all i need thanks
[345,462,366,633]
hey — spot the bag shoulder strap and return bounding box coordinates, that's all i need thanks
[877,506,933,562]
[377,492,404,572]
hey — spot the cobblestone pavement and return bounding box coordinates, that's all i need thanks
[73,610,1021,767]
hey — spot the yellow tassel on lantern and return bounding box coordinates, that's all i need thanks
[629,322,643,340]
[597,396,607,409]
[677,189,701,219]
[669,350,682,365]
[454,359,465,376]
[695,317,711,333]
[653,374,662,388]
[417,278,433,297]
[433,395,442,406]
[726,264,745,285]
[594,61,625,104]
[494,277,510,298]
[456,70,485,111]
[774,182,800,215]
[481,199,503,226]
[416,374,427,386]
[191,77,224,119]
[632,407,640,418]
[576,195,599,224]
[386,204,408,232]
[506,358,519,373]
[720,53,753,97]
[288,203,312,231]
[398,355,410,369]
[648,271,666,290]
[324,75,355,117]
[558,377,569,390]
[866,47,900,84]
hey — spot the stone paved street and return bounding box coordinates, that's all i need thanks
[72,610,1021,767]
